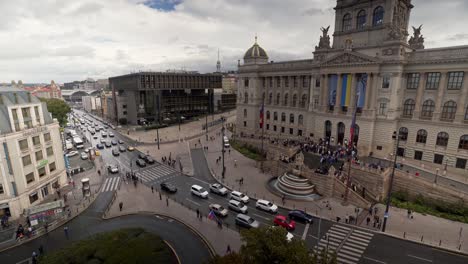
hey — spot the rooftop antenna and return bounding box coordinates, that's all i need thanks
[216,48,221,73]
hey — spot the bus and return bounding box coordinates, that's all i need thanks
[73,137,84,149]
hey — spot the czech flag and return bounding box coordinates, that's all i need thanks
[259,103,264,129]
[208,210,216,221]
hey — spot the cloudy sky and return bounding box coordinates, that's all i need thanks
[1,0,467,83]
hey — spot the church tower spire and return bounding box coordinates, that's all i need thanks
[216,48,221,73]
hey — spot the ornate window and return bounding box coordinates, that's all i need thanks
[292,94,297,107]
[298,115,304,125]
[273,112,278,121]
[459,135,468,150]
[337,122,345,144]
[269,77,273,87]
[244,78,249,87]
[343,13,352,31]
[416,129,428,144]
[426,73,441,90]
[276,93,281,105]
[301,94,307,108]
[281,112,286,122]
[284,77,289,88]
[289,114,294,124]
[382,76,390,88]
[324,120,332,139]
[373,6,384,26]
[284,93,289,106]
[447,72,464,90]
[302,76,309,88]
[403,99,415,117]
[266,111,270,120]
[436,132,449,147]
[276,77,281,87]
[441,100,457,120]
[406,73,420,89]
[378,101,387,116]
[399,127,408,141]
[357,10,367,30]
[268,93,273,105]
[421,100,435,118]
[244,92,248,103]
[293,76,297,88]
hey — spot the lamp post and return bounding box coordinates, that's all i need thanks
[382,130,401,233]
[221,117,226,178]
[434,168,440,184]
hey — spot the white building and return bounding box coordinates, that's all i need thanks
[0,87,67,220]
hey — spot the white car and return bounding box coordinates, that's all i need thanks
[209,183,228,196]
[228,200,248,214]
[66,151,78,157]
[109,132,115,137]
[80,152,88,160]
[230,191,249,203]
[191,185,208,199]
[256,199,278,213]
[209,204,228,217]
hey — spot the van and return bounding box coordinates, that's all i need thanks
[228,200,248,214]
[191,185,208,199]
[230,191,249,203]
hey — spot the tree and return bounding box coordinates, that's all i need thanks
[209,227,337,264]
[39,98,70,126]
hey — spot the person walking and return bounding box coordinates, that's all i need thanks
[366,216,371,226]
[32,252,37,264]
[196,209,200,218]
[64,226,69,239]
[151,186,154,193]
[234,159,237,167]
[226,244,231,254]
[119,202,123,211]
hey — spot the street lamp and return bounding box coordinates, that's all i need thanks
[382,130,402,233]
[435,168,440,184]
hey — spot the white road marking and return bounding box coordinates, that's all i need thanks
[191,177,211,185]
[186,198,201,206]
[362,256,387,264]
[308,234,319,239]
[252,213,270,221]
[407,254,433,262]
[302,223,310,240]
[155,215,164,219]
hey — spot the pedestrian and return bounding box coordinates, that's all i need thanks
[226,244,231,254]
[374,207,378,215]
[336,216,341,222]
[166,197,169,206]
[159,192,162,200]
[119,201,123,211]
[407,209,411,218]
[44,222,48,234]
[368,207,373,215]
[196,209,200,218]
[234,159,237,167]
[366,216,371,226]
[64,226,69,239]
[228,149,231,154]
[97,170,101,176]
[345,214,349,224]
[32,252,37,264]
[151,186,154,193]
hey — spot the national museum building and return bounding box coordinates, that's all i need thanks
[236,0,468,171]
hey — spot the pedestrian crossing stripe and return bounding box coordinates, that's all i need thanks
[101,177,120,192]
[136,165,178,183]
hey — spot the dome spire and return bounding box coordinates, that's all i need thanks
[255,33,258,44]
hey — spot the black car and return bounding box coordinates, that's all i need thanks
[112,148,120,156]
[288,210,313,223]
[160,182,177,193]
[144,156,155,164]
[105,141,112,148]
[136,159,146,167]
[119,146,126,152]
[138,153,146,159]
[118,140,124,144]
[96,143,104,149]
[111,139,118,145]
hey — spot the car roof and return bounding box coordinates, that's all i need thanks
[236,214,250,220]
[192,184,202,189]
[258,199,269,204]
[275,215,287,220]
[231,190,242,195]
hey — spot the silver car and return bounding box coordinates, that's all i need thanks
[235,214,259,229]
[209,183,228,196]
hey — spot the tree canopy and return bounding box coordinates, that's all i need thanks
[40,98,70,126]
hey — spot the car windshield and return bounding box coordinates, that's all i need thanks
[267,202,273,206]
[248,218,254,224]
[219,206,225,210]
[239,193,245,198]
[238,202,245,207]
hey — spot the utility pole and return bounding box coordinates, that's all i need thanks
[260,95,265,172]
[156,127,160,150]
[382,130,401,232]
[221,117,226,178]
[205,112,208,141]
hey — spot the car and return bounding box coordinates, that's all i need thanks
[273,215,296,231]
[101,132,107,137]
[190,185,208,199]
[138,153,146,159]
[107,165,119,174]
[230,191,249,203]
[109,132,115,137]
[235,214,259,229]
[209,204,228,217]
[144,156,155,164]
[228,200,248,214]
[100,138,106,143]
[93,135,98,139]
[127,146,135,151]
[104,125,109,129]
[105,141,112,148]
[288,210,313,224]
[80,152,88,160]
[66,151,78,157]
[136,159,146,167]
[84,147,92,153]
[96,143,104,149]
[112,148,120,156]
[111,139,118,145]
[119,146,126,152]
[118,140,124,144]
[160,182,177,193]
[256,200,278,213]
[209,183,228,195]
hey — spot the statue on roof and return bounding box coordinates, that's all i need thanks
[409,25,425,50]
[316,25,331,49]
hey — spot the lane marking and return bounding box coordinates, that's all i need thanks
[362,256,387,264]
[191,177,211,185]
[407,254,433,263]
[252,213,271,221]
[185,198,201,206]
[308,234,318,239]
[302,223,310,240]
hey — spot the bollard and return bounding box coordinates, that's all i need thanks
[458,244,462,250]
[403,232,406,238]
[421,235,424,242]
[439,240,442,246]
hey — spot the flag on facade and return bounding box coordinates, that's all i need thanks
[259,102,264,128]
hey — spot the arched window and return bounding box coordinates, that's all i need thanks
[266,111,270,120]
[300,94,307,108]
[373,6,384,26]
[298,115,304,125]
[292,94,297,107]
[416,129,427,144]
[352,124,360,144]
[284,93,289,106]
[276,93,281,105]
[337,122,345,144]
[268,93,273,105]
[403,99,415,117]
[459,135,468,150]
[441,101,457,120]
[436,132,449,147]
[357,10,367,30]
[399,127,408,141]
[243,109,247,118]
[324,120,332,139]
[421,100,435,118]
[281,112,286,122]
[289,113,294,124]
[244,92,248,103]
[343,13,352,31]
[273,112,278,121]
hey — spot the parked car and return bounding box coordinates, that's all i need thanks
[209,204,228,217]
[80,152,88,160]
[235,214,259,229]
[109,132,115,137]
[118,140,124,144]
[96,143,104,149]
[107,165,119,174]
[144,156,155,164]
[84,147,92,153]
[66,151,78,157]
[111,139,118,145]
[100,138,106,143]
[138,153,146,159]
[228,200,248,214]
[274,215,296,231]
[160,182,177,193]
[255,200,278,213]
[288,210,313,224]
[230,191,249,203]
[119,146,126,152]
[101,132,107,138]
[93,134,98,139]
[190,185,208,199]
[105,141,112,148]
[136,159,146,167]
[127,146,135,151]
[112,148,120,156]
[209,183,228,195]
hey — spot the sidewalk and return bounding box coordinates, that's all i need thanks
[104,178,242,256]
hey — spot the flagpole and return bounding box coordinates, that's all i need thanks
[260,95,265,172]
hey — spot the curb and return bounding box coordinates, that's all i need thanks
[164,240,181,264]
[102,211,217,258]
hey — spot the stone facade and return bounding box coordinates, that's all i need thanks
[236,0,468,173]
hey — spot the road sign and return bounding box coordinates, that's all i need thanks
[384,212,389,218]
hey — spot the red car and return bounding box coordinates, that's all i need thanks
[273,215,296,231]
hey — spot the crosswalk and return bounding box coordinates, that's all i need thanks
[101,177,121,193]
[136,164,178,184]
[315,224,374,264]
